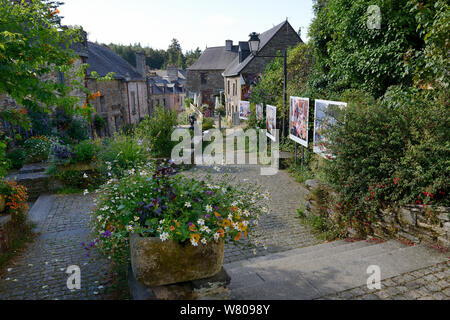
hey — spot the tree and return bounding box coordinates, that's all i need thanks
[167,38,184,68]
[0,0,87,126]
[185,47,202,68]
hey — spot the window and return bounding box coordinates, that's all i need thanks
[227,80,230,95]
[232,83,236,96]
[130,91,136,115]
[201,73,207,85]
[163,99,166,107]
[100,96,106,113]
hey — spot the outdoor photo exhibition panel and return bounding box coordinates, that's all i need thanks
[266,104,277,142]
[314,99,347,159]
[289,96,309,148]
[239,101,251,120]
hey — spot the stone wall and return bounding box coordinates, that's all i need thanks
[224,76,241,117]
[186,70,224,105]
[303,180,450,248]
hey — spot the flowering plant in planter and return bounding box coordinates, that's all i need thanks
[0,180,29,214]
[88,162,270,264]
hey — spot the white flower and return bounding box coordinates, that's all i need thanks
[213,233,220,240]
[242,220,249,227]
[205,226,211,234]
[160,232,169,242]
[185,202,192,208]
[222,187,227,193]
[233,222,240,231]
[157,226,162,233]
[97,216,103,222]
[159,219,165,225]
[243,210,250,217]
[83,189,89,195]
[83,173,88,179]
[201,238,207,245]
[126,225,134,232]
[190,239,199,247]
[205,205,213,213]
[197,219,205,226]
[228,214,233,221]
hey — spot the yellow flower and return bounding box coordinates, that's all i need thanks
[222,219,231,228]
[190,233,201,243]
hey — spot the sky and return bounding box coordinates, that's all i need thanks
[60,0,315,52]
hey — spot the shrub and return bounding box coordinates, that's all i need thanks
[72,140,99,164]
[202,117,215,131]
[54,169,103,190]
[326,88,449,234]
[0,141,10,177]
[136,106,177,158]
[97,134,149,178]
[23,136,52,163]
[6,148,25,170]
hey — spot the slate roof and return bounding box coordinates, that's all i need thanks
[223,21,301,77]
[86,42,144,81]
[187,45,239,71]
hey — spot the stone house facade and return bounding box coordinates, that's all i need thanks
[186,41,239,107]
[223,20,302,119]
[86,42,148,137]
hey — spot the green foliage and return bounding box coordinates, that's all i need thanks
[202,117,215,131]
[0,140,10,177]
[93,114,106,130]
[6,148,25,170]
[107,41,202,70]
[325,88,449,232]
[136,106,177,158]
[308,0,449,98]
[72,140,99,164]
[54,168,103,190]
[0,0,86,124]
[97,134,149,177]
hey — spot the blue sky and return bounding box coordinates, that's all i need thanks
[61,0,315,52]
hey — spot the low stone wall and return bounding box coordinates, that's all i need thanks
[374,205,450,248]
[303,180,450,249]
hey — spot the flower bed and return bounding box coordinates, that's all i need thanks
[88,162,270,265]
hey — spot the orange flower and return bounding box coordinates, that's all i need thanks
[234,232,242,241]
[239,222,247,232]
[222,219,231,228]
[189,225,197,232]
[190,233,200,242]
[214,212,221,218]
[170,226,176,231]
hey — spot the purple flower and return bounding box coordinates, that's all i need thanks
[188,222,193,226]
[102,231,111,238]
[214,206,219,210]
[205,214,210,219]
[206,190,213,196]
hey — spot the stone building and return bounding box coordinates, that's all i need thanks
[147,65,186,114]
[86,42,148,136]
[186,41,239,107]
[223,20,302,119]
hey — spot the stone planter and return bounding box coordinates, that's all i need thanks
[130,233,224,287]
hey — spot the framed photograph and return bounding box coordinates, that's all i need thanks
[256,103,264,121]
[239,101,251,120]
[289,96,309,147]
[266,104,277,142]
[314,99,347,159]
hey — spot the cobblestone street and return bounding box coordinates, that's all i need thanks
[0,165,448,300]
[0,194,114,300]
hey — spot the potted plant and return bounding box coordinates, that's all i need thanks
[89,162,270,287]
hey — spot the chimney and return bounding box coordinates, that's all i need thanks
[167,64,178,83]
[135,52,146,77]
[225,40,233,51]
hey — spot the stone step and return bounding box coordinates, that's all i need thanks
[225,240,378,270]
[224,241,448,300]
[28,194,56,233]
[18,163,49,174]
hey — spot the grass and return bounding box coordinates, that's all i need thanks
[297,208,343,242]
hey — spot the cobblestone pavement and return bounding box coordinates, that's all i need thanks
[0,194,114,300]
[317,260,450,300]
[183,164,320,264]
